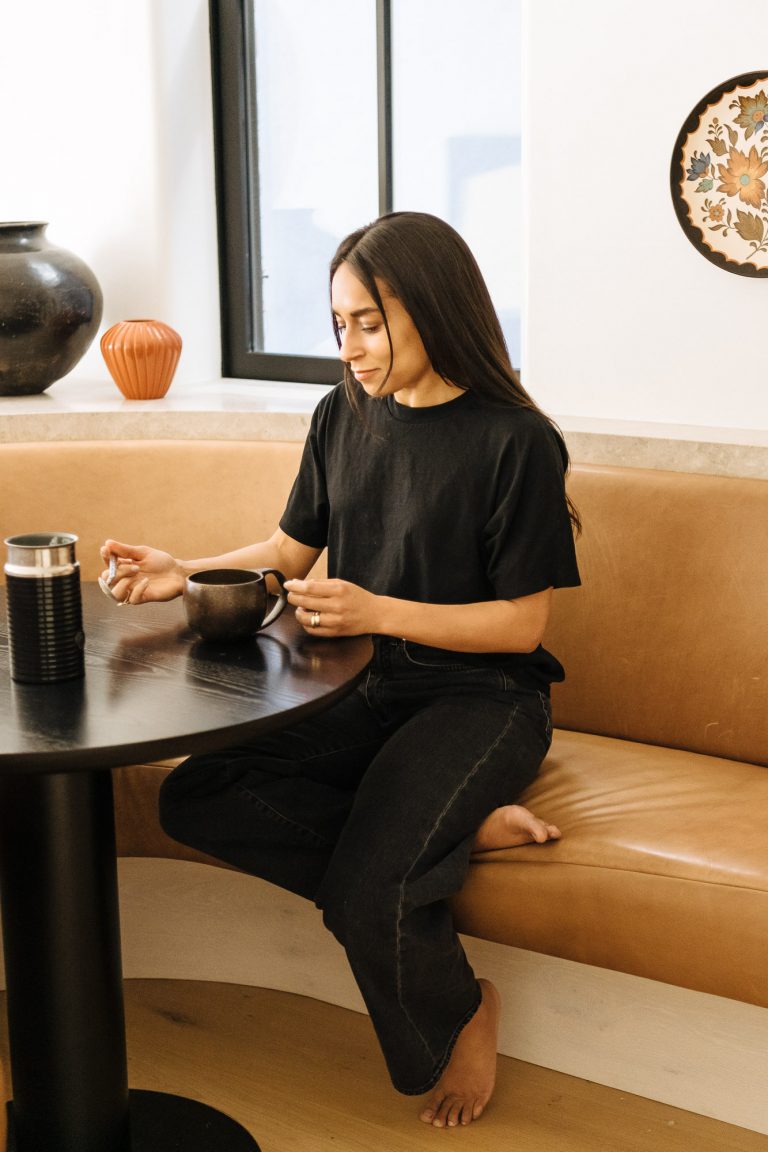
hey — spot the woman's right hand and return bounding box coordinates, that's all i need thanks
[100,539,186,605]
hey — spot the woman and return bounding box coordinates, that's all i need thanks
[102,212,580,1129]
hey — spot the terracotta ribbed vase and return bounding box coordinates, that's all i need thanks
[100,318,182,399]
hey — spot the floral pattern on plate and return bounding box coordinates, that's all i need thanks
[671,72,768,276]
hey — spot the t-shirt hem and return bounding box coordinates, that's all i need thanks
[278,515,327,551]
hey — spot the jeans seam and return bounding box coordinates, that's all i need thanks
[396,990,483,1096]
[362,664,373,707]
[394,699,521,1067]
[399,643,467,672]
[234,784,333,847]
[537,691,553,744]
[238,732,383,772]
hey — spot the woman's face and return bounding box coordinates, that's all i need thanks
[331,261,455,407]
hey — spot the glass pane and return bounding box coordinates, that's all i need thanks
[253,0,379,357]
[391,0,523,365]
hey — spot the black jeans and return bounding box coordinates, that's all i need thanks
[159,636,552,1095]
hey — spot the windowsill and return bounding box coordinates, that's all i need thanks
[1,376,767,479]
[0,377,334,443]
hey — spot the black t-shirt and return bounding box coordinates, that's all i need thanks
[280,384,580,689]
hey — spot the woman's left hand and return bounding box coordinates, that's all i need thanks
[285,578,381,637]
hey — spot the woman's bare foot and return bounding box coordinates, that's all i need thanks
[472,803,561,853]
[418,979,501,1128]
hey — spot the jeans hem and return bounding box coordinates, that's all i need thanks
[391,983,483,1097]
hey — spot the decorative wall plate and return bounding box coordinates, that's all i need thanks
[671,71,768,276]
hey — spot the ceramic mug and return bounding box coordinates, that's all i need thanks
[184,568,287,642]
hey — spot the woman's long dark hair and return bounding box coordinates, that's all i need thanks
[330,211,581,534]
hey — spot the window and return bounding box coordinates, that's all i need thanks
[210,0,522,383]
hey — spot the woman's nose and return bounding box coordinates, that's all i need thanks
[339,328,361,362]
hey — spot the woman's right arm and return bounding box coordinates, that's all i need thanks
[100,528,322,605]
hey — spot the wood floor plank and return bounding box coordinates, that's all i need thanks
[122,981,767,1152]
[0,981,765,1151]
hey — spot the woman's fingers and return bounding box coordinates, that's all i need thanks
[286,580,336,618]
[102,538,145,560]
[100,540,144,586]
[99,542,184,606]
[99,563,139,590]
[123,577,150,605]
[289,578,376,639]
[290,584,341,633]
[109,576,150,606]
[285,578,342,596]
[295,601,348,637]
[286,578,372,637]
[285,578,349,612]
[296,604,332,632]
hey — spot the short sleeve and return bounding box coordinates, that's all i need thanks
[483,420,580,599]
[278,407,330,549]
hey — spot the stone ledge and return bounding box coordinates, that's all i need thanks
[1,377,767,479]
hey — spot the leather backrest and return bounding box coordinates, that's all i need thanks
[2,443,765,766]
[0,439,306,581]
[545,464,768,767]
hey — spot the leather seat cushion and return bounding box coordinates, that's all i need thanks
[452,729,768,1007]
[116,729,768,1008]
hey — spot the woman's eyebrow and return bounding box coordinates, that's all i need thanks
[333,306,382,319]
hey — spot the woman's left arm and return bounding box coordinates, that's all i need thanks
[285,578,553,654]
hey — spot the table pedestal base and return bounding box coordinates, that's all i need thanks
[7,1090,261,1151]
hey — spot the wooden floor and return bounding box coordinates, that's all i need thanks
[2,980,767,1151]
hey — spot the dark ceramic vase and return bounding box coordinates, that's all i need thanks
[0,221,103,396]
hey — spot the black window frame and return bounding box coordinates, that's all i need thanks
[210,0,393,385]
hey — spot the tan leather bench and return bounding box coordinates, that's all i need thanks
[2,442,767,1012]
[458,465,768,1008]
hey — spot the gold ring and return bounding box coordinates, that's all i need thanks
[310,611,321,628]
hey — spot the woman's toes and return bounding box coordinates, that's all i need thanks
[433,1100,452,1128]
[460,1099,478,1126]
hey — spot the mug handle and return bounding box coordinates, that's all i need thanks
[256,568,288,630]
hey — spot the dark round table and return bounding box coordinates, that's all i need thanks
[0,584,372,1152]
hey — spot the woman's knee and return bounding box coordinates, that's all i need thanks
[157,754,226,838]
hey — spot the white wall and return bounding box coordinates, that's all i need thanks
[0,0,221,385]
[2,0,766,431]
[524,0,768,429]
